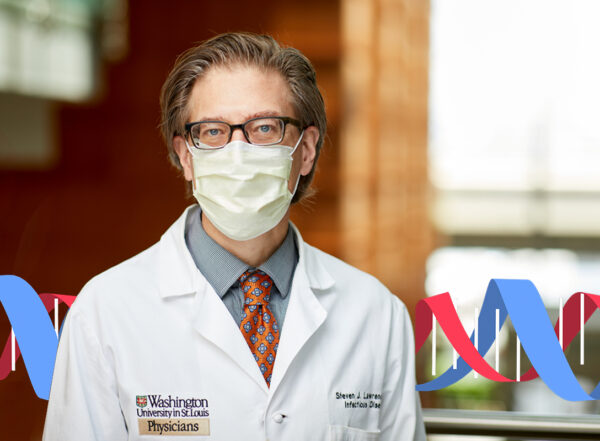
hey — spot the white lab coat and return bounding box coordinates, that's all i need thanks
[43,207,426,441]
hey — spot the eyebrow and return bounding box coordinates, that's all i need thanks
[194,110,284,123]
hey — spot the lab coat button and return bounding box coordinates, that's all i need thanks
[272,413,284,423]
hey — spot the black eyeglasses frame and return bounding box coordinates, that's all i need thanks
[184,116,303,149]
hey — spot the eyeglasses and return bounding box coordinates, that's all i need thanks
[185,116,302,149]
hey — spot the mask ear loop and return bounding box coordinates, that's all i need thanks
[289,131,305,196]
[290,130,305,156]
[183,139,198,191]
[184,137,198,155]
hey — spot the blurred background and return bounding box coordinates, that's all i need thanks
[1,0,599,439]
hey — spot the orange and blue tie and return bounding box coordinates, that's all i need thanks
[239,270,279,386]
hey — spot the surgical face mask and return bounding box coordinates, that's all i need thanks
[188,133,304,241]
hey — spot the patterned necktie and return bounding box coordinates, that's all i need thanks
[238,270,280,386]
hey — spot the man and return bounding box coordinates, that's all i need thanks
[43,32,426,440]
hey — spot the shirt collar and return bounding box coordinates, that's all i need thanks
[184,205,298,298]
[157,205,334,299]
[257,226,297,299]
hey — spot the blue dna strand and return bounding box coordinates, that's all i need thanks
[415,279,600,401]
[0,275,75,399]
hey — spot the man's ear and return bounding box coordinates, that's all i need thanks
[173,136,193,181]
[299,126,319,176]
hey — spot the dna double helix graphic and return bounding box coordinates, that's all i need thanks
[416,279,600,401]
[0,275,75,400]
[2,275,599,401]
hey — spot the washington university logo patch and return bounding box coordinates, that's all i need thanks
[136,394,210,436]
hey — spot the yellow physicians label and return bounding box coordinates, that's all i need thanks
[138,418,210,436]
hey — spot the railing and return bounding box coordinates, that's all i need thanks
[423,408,600,440]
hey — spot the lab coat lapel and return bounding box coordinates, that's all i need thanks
[191,280,269,394]
[268,242,330,393]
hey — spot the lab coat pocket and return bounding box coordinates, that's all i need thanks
[329,425,380,441]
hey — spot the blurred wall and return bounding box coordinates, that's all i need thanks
[341,0,433,317]
[0,1,341,438]
[0,0,432,438]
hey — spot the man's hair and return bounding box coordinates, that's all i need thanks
[159,32,327,203]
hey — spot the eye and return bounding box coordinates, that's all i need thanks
[246,118,284,144]
[248,120,279,136]
[201,127,224,137]
[192,122,229,147]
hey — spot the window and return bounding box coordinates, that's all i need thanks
[0,0,127,168]
[425,0,600,423]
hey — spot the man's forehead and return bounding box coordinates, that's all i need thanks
[187,65,295,122]
[192,110,286,123]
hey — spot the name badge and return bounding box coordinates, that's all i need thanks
[136,394,210,436]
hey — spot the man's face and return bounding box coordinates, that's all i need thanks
[174,65,318,194]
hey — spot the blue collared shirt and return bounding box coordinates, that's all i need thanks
[184,205,297,329]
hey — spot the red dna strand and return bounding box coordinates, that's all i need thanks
[415,279,600,401]
[0,275,76,399]
[1,293,75,380]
